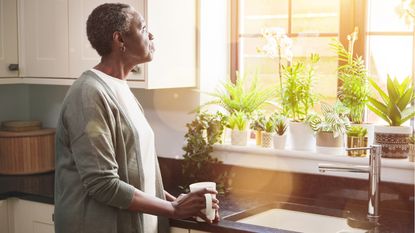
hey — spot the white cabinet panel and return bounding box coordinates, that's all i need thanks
[0,0,18,78]
[190,230,211,233]
[18,0,69,78]
[170,227,190,233]
[0,199,9,233]
[12,199,54,233]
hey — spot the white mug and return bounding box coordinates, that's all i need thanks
[189,182,216,222]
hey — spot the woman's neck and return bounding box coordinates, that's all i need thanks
[94,56,133,80]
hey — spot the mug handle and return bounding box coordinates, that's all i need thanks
[204,193,214,220]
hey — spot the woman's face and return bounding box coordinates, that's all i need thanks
[123,11,154,65]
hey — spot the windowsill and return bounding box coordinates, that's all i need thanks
[211,142,415,185]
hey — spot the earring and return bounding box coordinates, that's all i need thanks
[120,46,126,52]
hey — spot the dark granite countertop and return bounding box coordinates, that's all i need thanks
[0,172,413,233]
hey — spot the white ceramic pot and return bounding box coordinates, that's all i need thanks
[374,125,412,159]
[261,131,274,148]
[288,121,315,151]
[231,129,248,146]
[273,134,287,149]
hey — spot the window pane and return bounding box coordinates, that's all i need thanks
[292,0,339,33]
[241,0,288,34]
[368,0,413,32]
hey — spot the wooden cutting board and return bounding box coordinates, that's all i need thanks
[0,128,55,175]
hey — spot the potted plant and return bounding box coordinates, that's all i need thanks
[250,112,266,146]
[201,72,275,117]
[408,135,414,162]
[181,112,232,193]
[330,29,374,145]
[309,101,351,154]
[367,75,415,158]
[282,53,320,151]
[346,126,368,157]
[228,111,249,146]
[261,115,276,148]
[273,115,288,149]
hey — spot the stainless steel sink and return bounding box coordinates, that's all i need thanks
[225,202,366,233]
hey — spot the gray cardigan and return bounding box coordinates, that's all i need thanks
[54,70,169,233]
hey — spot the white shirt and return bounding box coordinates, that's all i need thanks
[91,69,158,233]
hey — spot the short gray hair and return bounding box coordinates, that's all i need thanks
[86,3,133,56]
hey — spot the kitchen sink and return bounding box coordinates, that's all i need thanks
[225,202,367,233]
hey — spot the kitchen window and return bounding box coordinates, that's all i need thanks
[230,0,414,128]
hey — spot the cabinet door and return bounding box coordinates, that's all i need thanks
[0,199,9,233]
[18,0,68,78]
[13,199,54,233]
[141,0,197,89]
[170,227,190,233]
[68,0,144,80]
[0,0,18,78]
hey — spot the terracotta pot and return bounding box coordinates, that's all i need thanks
[374,125,411,159]
[347,136,368,157]
[261,131,274,148]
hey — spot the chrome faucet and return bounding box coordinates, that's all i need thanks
[318,145,382,224]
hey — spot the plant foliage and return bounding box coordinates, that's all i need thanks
[330,36,370,124]
[367,75,415,126]
[181,112,232,194]
[308,101,351,138]
[282,53,320,122]
[228,111,248,131]
[346,125,368,137]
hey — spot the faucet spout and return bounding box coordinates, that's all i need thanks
[318,145,382,224]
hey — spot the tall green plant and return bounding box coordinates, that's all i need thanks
[282,53,320,121]
[202,72,275,116]
[330,35,370,124]
[367,75,415,126]
[181,112,231,193]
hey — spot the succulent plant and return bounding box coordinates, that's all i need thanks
[346,125,368,137]
[228,111,248,131]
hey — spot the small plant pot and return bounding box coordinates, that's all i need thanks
[351,123,374,146]
[273,134,287,149]
[231,129,248,146]
[316,131,345,155]
[409,144,414,162]
[347,136,368,157]
[288,121,315,151]
[255,130,262,146]
[261,131,274,148]
[374,125,411,159]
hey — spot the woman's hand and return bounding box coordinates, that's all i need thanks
[170,188,219,223]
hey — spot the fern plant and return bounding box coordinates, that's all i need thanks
[367,75,415,126]
[282,53,320,122]
[309,101,351,138]
[330,35,370,124]
[202,72,276,116]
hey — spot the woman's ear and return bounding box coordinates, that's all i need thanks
[113,31,124,47]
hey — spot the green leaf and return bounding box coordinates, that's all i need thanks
[389,104,402,126]
[386,75,399,104]
[397,87,413,111]
[369,78,388,103]
[367,104,391,125]
[368,96,388,114]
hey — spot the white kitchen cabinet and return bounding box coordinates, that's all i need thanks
[10,198,54,233]
[15,0,196,89]
[190,230,211,233]
[0,0,19,79]
[0,199,10,233]
[170,227,190,233]
[17,0,69,79]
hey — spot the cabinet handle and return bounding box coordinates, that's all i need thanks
[131,66,141,74]
[8,64,19,71]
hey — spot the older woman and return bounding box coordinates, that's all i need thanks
[54,3,218,233]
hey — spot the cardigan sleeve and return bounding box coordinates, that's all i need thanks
[65,85,135,209]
